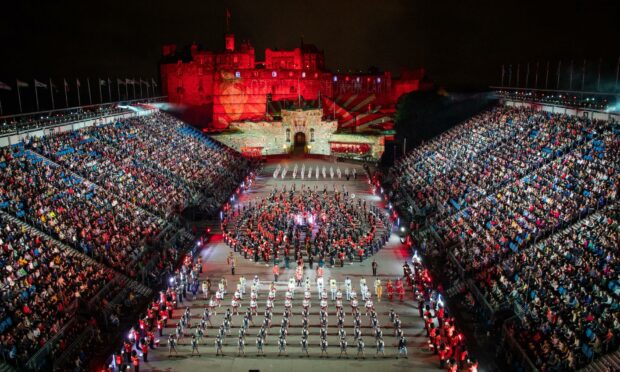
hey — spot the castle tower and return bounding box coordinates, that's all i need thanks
[225,33,235,52]
[225,9,234,51]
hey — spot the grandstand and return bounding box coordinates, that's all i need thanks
[0,108,250,370]
[388,102,619,370]
[2,0,618,370]
[0,83,617,372]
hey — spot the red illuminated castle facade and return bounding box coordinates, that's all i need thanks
[160,33,432,130]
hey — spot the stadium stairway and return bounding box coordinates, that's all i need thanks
[406,120,612,224]
[24,149,167,226]
[0,362,19,372]
[444,281,467,299]
[0,210,153,371]
[22,148,177,260]
[581,349,620,372]
[0,210,153,301]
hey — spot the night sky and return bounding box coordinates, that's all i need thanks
[1,0,618,90]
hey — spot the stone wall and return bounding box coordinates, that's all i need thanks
[213,108,385,159]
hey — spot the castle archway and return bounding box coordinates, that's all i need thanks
[293,132,306,155]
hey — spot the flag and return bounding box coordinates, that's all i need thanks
[117,78,125,85]
[17,80,29,88]
[99,78,106,86]
[0,81,11,91]
[125,78,134,85]
[76,78,81,88]
[34,79,48,88]
[151,78,157,87]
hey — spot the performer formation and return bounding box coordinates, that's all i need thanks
[222,184,392,266]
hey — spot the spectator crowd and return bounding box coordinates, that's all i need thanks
[389,105,619,369]
[0,112,250,369]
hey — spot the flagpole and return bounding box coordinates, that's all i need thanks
[0,99,3,116]
[125,79,129,100]
[544,61,550,89]
[500,64,505,87]
[16,80,23,113]
[132,78,136,99]
[98,78,103,103]
[508,65,512,87]
[87,78,92,105]
[616,57,620,93]
[140,79,143,98]
[569,60,574,90]
[117,79,121,101]
[107,78,112,102]
[77,79,81,106]
[49,78,55,109]
[525,63,530,89]
[34,79,40,111]
[556,60,562,90]
[597,58,602,91]
[534,61,539,89]
[581,60,586,96]
[64,79,69,107]
[516,64,520,88]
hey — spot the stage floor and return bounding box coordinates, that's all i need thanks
[138,158,439,372]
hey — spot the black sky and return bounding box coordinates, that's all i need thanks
[1,0,619,89]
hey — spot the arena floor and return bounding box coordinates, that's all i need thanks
[141,158,439,372]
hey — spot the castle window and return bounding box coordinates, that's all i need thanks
[310,128,315,142]
[286,128,291,142]
[272,71,277,78]
[235,71,241,78]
